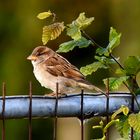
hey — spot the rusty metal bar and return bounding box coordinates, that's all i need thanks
[0,93,140,119]
[106,78,110,140]
[29,81,32,140]
[2,82,6,140]
[130,94,134,140]
[80,89,84,140]
[53,83,59,140]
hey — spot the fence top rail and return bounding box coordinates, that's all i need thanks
[0,92,139,119]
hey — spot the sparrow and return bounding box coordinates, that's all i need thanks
[27,46,104,95]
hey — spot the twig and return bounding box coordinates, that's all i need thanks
[109,54,124,70]
[81,30,102,48]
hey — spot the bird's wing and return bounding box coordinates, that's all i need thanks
[43,54,86,81]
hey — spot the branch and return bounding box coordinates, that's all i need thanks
[0,93,139,119]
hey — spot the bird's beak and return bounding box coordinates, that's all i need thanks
[27,55,38,61]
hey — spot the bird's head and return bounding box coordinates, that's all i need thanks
[27,46,54,64]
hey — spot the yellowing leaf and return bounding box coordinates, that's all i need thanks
[75,12,94,29]
[99,120,104,126]
[42,26,51,45]
[128,113,140,133]
[111,105,129,120]
[50,22,65,40]
[42,22,65,45]
[37,11,52,20]
[122,107,129,116]
[121,119,130,139]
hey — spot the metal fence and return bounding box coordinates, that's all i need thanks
[0,82,139,140]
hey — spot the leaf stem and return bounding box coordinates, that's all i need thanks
[109,54,124,70]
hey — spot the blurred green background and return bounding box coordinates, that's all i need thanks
[0,0,140,140]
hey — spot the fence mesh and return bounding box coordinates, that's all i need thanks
[0,82,139,140]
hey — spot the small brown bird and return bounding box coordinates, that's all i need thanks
[27,46,103,95]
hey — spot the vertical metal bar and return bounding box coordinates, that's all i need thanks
[131,94,134,140]
[2,82,6,140]
[80,89,84,140]
[29,81,32,140]
[106,79,109,140]
[53,82,59,140]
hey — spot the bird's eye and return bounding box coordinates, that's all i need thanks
[37,51,46,56]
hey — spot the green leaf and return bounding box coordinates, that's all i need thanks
[80,62,107,76]
[75,12,94,29]
[78,37,92,48]
[95,56,119,65]
[128,113,140,133]
[107,27,121,54]
[109,27,119,41]
[134,131,140,140]
[57,40,76,53]
[116,116,130,139]
[96,27,121,56]
[115,68,125,75]
[135,88,140,95]
[66,12,94,40]
[96,47,106,56]
[37,11,52,20]
[122,120,130,138]
[42,22,65,45]
[57,37,91,53]
[124,56,140,76]
[103,76,129,91]
[67,23,81,40]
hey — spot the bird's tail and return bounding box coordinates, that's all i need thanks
[78,81,104,94]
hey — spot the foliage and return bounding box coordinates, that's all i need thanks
[128,113,140,133]
[96,27,121,56]
[124,56,140,76]
[37,11,140,140]
[80,61,107,76]
[37,10,52,20]
[57,37,91,53]
[92,106,129,140]
[103,76,129,91]
[42,22,65,45]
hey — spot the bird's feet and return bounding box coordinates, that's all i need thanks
[44,92,67,97]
